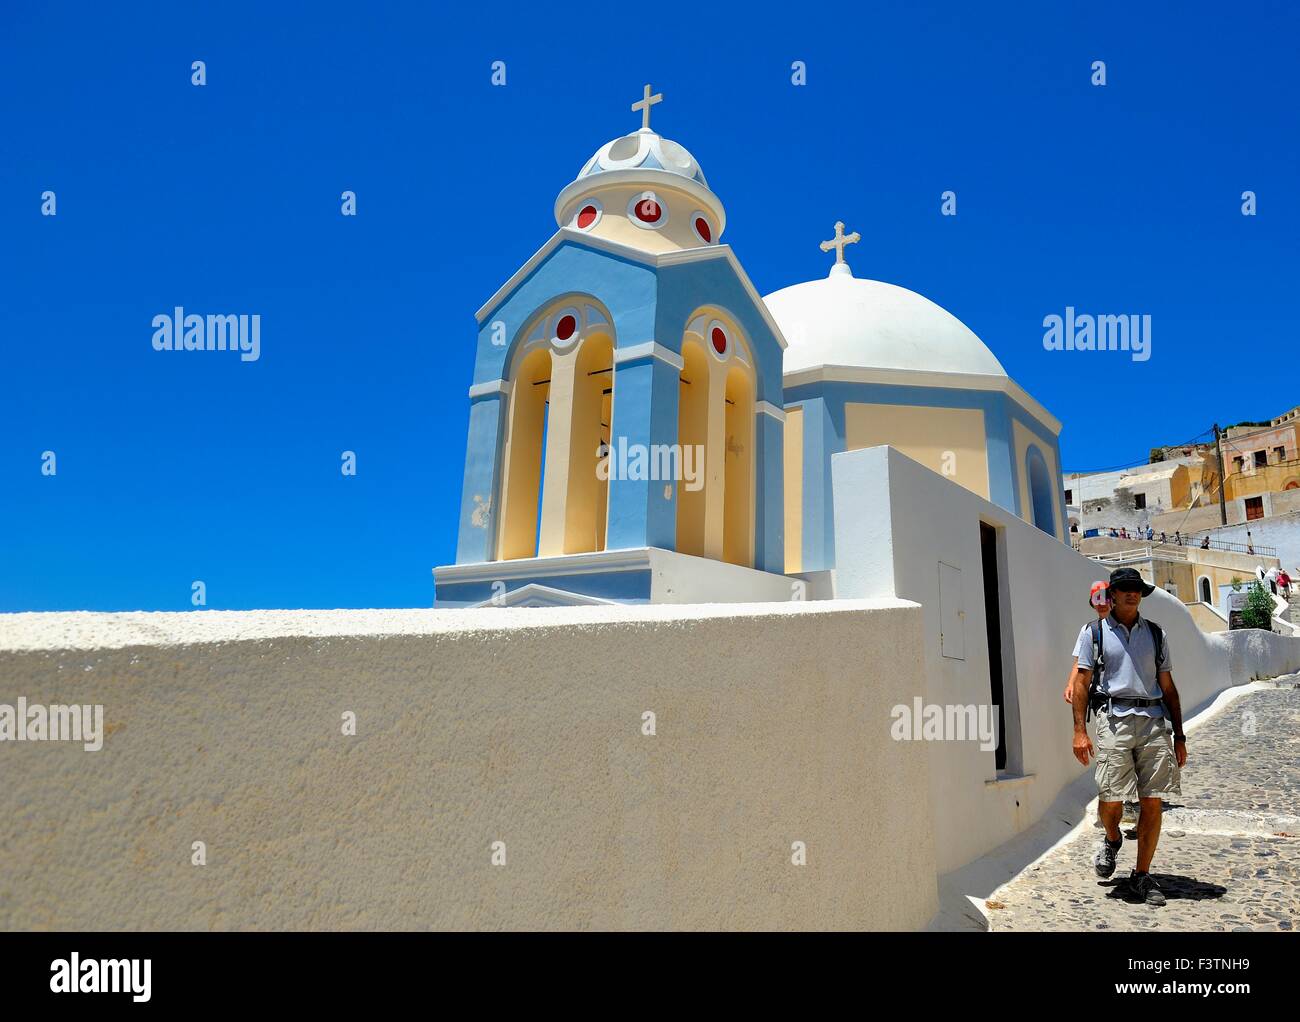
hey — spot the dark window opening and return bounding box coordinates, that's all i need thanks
[1246,496,1264,521]
[980,522,1007,771]
[1254,450,1268,468]
[1064,488,1073,504]
[1134,493,1147,510]
[1026,447,1055,536]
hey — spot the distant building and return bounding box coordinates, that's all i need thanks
[1062,454,1217,538]
[1221,408,1300,506]
[1067,403,1300,591]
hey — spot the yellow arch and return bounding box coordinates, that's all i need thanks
[564,332,614,554]
[497,346,551,560]
[723,364,755,566]
[677,308,756,566]
[676,339,710,557]
[498,296,616,560]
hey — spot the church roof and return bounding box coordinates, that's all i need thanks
[764,261,1008,379]
[473,228,788,355]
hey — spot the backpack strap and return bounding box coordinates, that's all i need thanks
[1086,618,1105,720]
[1146,619,1165,672]
[1146,618,1170,718]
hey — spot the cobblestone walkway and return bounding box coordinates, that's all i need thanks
[987,680,1300,932]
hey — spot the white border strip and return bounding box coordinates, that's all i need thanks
[435,548,655,583]
[782,364,1062,435]
[614,341,685,370]
[467,379,512,399]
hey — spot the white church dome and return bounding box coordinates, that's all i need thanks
[553,86,727,238]
[764,262,1008,378]
[575,130,710,189]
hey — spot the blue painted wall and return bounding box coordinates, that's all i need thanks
[654,256,785,405]
[436,567,653,607]
[455,392,506,564]
[604,353,680,551]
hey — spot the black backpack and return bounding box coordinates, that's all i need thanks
[1085,616,1165,720]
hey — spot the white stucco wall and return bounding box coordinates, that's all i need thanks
[646,547,800,602]
[1204,513,1300,577]
[1211,624,1300,686]
[0,601,938,931]
[832,446,1300,876]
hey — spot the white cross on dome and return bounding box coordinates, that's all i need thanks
[631,83,663,132]
[819,221,860,266]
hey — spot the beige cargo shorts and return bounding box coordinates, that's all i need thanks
[1094,708,1181,802]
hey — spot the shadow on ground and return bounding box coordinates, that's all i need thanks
[1101,874,1228,904]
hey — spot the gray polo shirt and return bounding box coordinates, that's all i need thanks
[1073,612,1172,718]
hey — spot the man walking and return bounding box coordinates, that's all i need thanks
[1069,568,1188,906]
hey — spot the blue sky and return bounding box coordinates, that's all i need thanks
[2,0,1297,611]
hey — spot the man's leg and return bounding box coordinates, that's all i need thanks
[1093,799,1125,877]
[1091,710,1132,878]
[1134,797,1162,871]
[1134,716,1180,874]
[1125,719,1181,905]
[1098,799,1123,841]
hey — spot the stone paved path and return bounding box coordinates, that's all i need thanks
[987,679,1300,932]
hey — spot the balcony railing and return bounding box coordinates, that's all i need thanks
[1077,535,1277,558]
[1179,536,1278,557]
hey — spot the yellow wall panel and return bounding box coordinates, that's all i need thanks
[845,403,990,501]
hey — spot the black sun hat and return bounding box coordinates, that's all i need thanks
[1108,567,1155,596]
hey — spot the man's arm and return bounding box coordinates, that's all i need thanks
[1063,655,1079,702]
[1158,670,1188,767]
[1071,666,1094,765]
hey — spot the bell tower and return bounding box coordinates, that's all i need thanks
[435,87,789,607]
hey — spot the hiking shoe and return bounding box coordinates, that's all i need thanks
[1122,801,1141,823]
[1127,870,1166,906]
[1093,834,1122,878]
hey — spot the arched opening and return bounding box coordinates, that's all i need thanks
[498,297,616,560]
[1285,479,1300,490]
[675,308,757,567]
[1198,575,1213,604]
[676,340,709,557]
[566,332,613,554]
[723,365,754,566]
[1026,445,1055,536]
[498,346,551,560]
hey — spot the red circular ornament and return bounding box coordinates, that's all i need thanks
[556,315,578,341]
[711,327,727,354]
[634,198,661,223]
[577,205,598,229]
[694,217,711,242]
